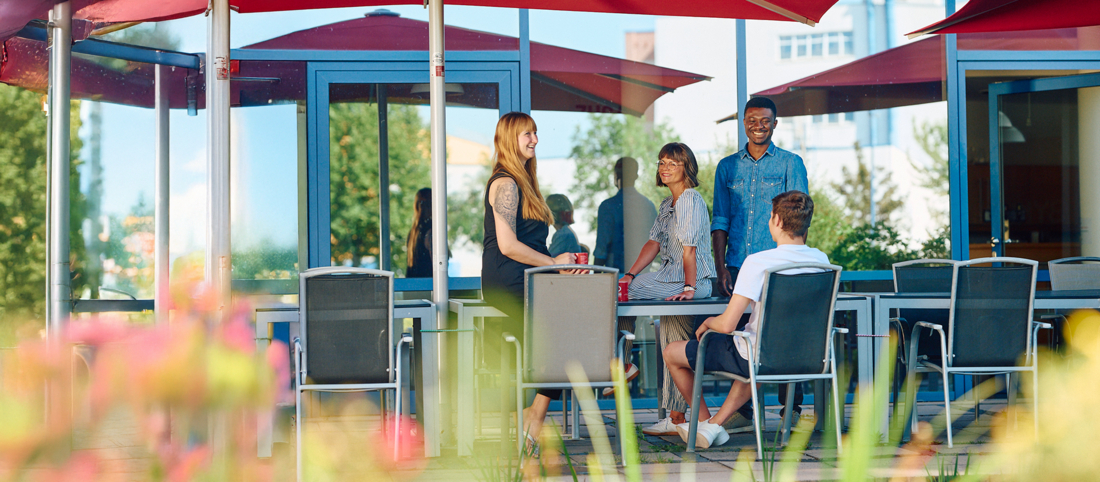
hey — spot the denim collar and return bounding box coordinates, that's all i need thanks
[738,142,777,162]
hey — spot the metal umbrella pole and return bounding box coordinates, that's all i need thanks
[155,64,170,325]
[48,1,72,334]
[207,0,231,318]
[428,0,451,450]
[428,4,448,358]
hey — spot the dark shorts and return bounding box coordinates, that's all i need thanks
[685,334,750,378]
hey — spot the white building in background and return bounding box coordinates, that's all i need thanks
[646,0,951,242]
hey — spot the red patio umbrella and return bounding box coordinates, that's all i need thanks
[245,11,709,115]
[1,0,842,43]
[907,0,1100,38]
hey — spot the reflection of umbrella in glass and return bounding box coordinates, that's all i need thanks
[716,27,1098,121]
[243,10,710,115]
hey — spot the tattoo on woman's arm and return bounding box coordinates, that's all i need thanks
[494,181,519,234]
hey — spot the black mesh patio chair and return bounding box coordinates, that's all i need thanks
[686,263,846,456]
[294,267,412,482]
[503,265,633,462]
[902,257,1051,448]
[890,259,955,419]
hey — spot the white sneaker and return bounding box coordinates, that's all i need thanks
[641,417,679,436]
[676,419,730,449]
[601,363,640,396]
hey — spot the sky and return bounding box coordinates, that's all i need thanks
[85,6,661,253]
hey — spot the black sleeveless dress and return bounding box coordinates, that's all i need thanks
[481,172,560,399]
[481,172,552,313]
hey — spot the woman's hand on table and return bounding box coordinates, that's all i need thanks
[665,288,696,301]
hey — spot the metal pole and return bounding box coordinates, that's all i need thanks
[428,0,449,398]
[866,0,878,225]
[48,1,72,333]
[155,64,170,325]
[519,9,531,114]
[44,11,54,328]
[207,0,231,317]
[378,85,391,271]
[735,19,748,148]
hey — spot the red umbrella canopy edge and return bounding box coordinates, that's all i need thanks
[1,0,841,43]
[907,0,1100,38]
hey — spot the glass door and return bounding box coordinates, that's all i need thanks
[305,63,517,276]
[986,72,1100,263]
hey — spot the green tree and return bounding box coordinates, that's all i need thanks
[829,222,918,271]
[99,195,153,298]
[568,114,680,231]
[805,186,851,261]
[0,85,86,343]
[328,102,431,275]
[830,141,903,226]
[448,167,490,249]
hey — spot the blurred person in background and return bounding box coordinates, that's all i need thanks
[547,194,582,256]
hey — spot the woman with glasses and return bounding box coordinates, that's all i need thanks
[610,142,717,436]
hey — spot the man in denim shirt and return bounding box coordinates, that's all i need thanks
[710,97,808,428]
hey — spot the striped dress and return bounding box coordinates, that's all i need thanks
[618,188,716,413]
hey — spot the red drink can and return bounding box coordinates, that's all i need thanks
[618,278,630,302]
[575,252,588,264]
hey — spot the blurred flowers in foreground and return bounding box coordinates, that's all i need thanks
[984,309,1100,481]
[0,279,422,481]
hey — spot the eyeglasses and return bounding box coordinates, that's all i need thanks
[657,161,683,170]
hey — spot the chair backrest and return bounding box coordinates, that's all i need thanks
[300,267,394,384]
[1049,257,1100,291]
[524,265,618,384]
[754,263,842,376]
[893,259,955,341]
[947,258,1036,368]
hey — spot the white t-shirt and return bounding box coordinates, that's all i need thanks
[731,244,830,359]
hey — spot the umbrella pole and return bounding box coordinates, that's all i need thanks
[155,64,170,325]
[207,0,231,319]
[736,19,747,148]
[428,0,450,452]
[48,1,73,333]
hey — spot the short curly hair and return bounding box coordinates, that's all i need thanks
[771,191,814,238]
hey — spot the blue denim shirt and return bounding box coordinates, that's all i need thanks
[710,143,808,269]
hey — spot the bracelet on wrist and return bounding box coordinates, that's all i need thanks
[624,272,636,279]
[682,285,696,292]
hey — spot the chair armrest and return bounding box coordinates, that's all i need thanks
[833,327,849,335]
[620,330,636,341]
[1032,321,1054,330]
[400,331,414,344]
[503,333,517,343]
[914,321,944,332]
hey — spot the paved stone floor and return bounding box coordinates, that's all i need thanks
[406,401,1007,481]
[53,400,1013,481]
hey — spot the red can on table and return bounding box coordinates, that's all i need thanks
[618,278,630,302]
[574,252,588,264]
